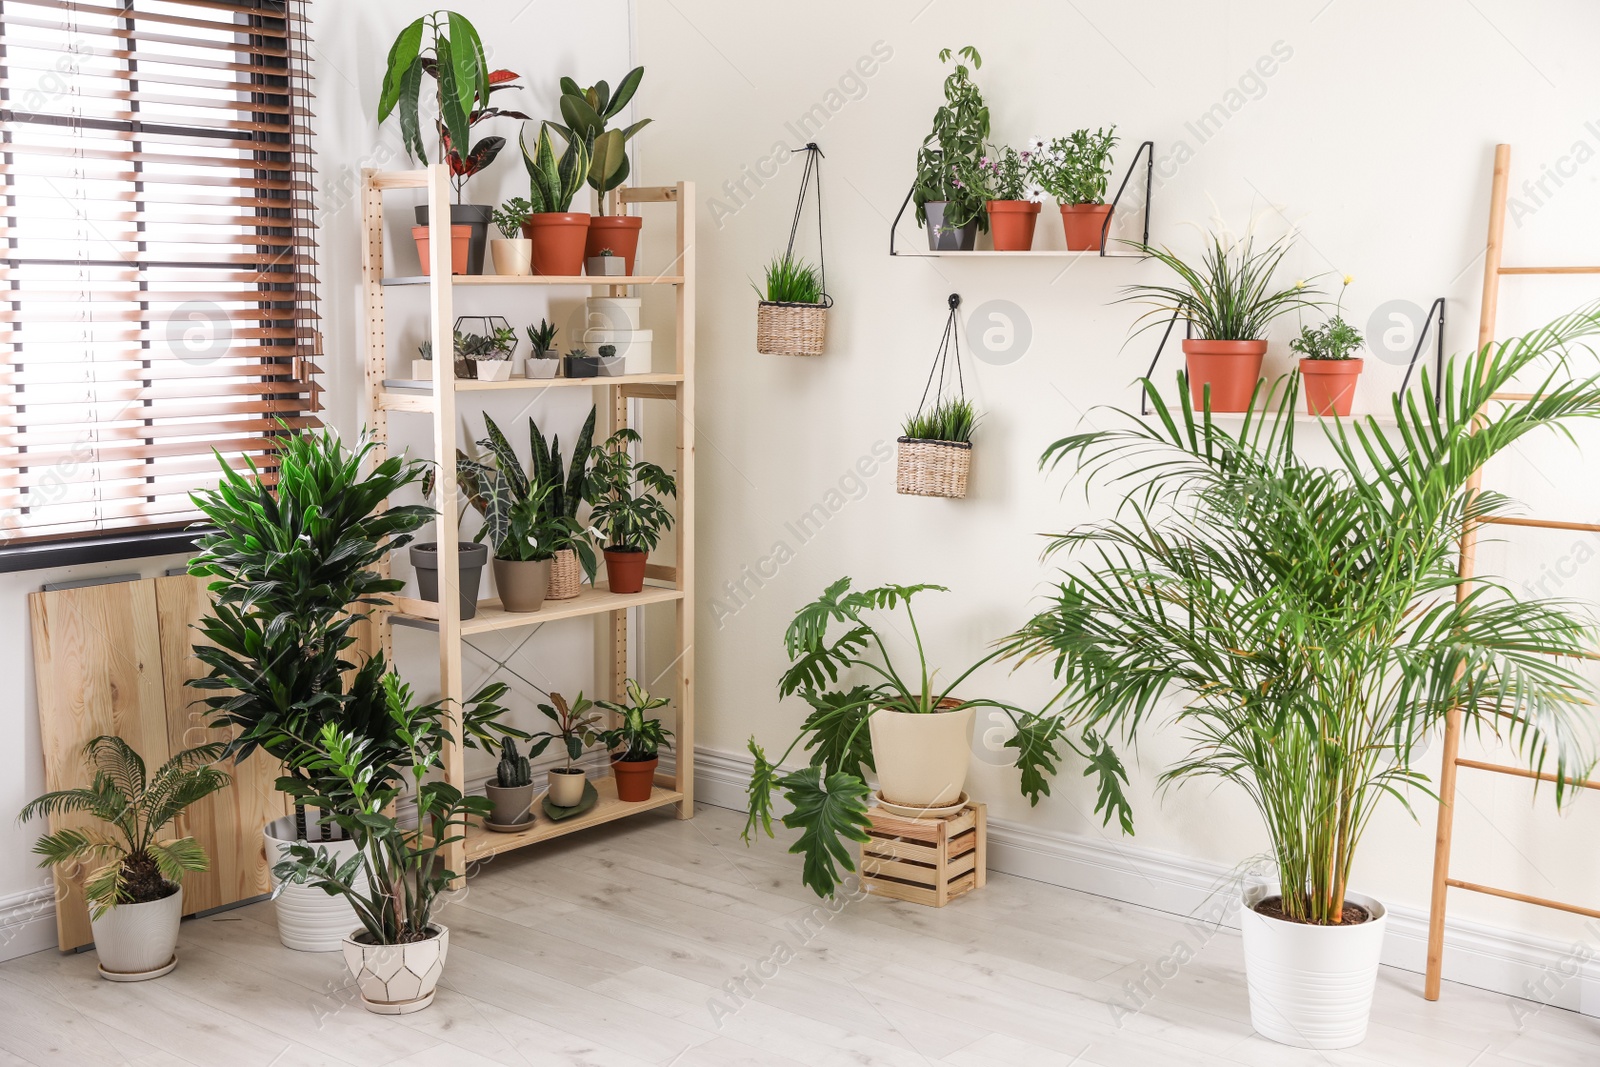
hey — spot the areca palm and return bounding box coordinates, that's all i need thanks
[1003,303,1600,924]
[20,736,230,917]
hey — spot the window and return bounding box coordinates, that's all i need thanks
[0,0,319,554]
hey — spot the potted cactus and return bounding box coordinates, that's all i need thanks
[484,738,535,829]
[529,692,603,807]
[586,247,627,277]
[520,121,590,276]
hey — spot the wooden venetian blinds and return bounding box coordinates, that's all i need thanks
[0,0,320,545]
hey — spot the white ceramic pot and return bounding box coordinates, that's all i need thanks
[586,296,641,331]
[91,883,183,980]
[342,925,449,1015]
[525,356,560,379]
[548,767,587,807]
[265,816,363,952]
[474,360,513,382]
[1239,883,1388,1049]
[412,359,433,381]
[868,702,975,807]
[583,327,652,375]
[491,237,533,276]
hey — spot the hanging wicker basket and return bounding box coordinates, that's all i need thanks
[897,437,972,498]
[547,548,582,601]
[756,300,828,356]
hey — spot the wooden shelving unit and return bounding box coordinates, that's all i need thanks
[360,165,696,878]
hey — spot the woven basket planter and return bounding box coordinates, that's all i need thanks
[547,548,582,601]
[756,301,827,356]
[897,437,971,499]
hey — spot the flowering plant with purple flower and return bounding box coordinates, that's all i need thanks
[962,144,1043,203]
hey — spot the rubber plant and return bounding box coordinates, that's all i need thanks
[548,66,651,204]
[742,579,1130,897]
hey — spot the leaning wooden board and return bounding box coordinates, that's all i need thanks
[29,575,284,951]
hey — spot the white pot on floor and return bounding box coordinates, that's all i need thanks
[1240,882,1388,1049]
[867,701,974,807]
[343,925,449,1014]
[265,816,363,952]
[92,883,184,980]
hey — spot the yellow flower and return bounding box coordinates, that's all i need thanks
[1343,273,1354,286]
[1294,279,1306,289]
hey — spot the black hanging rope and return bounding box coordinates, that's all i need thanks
[915,294,966,418]
[781,143,832,308]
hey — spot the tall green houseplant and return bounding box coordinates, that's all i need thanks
[912,46,990,233]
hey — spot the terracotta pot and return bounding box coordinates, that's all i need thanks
[986,200,1041,251]
[483,782,535,827]
[493,556,550,613]
[1182,339,1268,413]
[612,756,658,802]
[868,699,974,808]
[603,547,647,594]
[523,212,591,277]
[585,215,643,274]
[416,204,492,274]
[548,767,587,807]
[342,925,448,1015]
[91,884,183,980]
[1300,357,1363,417]
[411,224,471,276]
[1059,203,1114,251]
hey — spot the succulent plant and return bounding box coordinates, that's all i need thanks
[526,318,558,357]
[599,344,616,359]
[495,737,531,788]
[521,121,589,214]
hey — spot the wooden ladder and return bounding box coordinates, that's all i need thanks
[1425,143,1600,1000]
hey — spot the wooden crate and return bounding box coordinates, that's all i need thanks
[860,801,986,907]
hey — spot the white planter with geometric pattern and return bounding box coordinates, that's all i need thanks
[341,925,449,1014]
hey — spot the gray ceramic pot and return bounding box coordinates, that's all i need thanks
[410,542,487,620]
[484,783,536,827]
[924,201,979,251]
[492,557,550,613]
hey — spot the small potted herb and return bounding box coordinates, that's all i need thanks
[912,46,990,251]
[520,122,590,276]
[459,325,517,382]
[968,144,1042,251]
[1032,127,1119,251]
[490,197,534,276]
[551,67,651,272]
[586,428,676,593]
[564,346,600,378]
[525,318,560,379]
[413,340,433,380]
[898,397,978,498]
[586,247,627,277]
[753,254,828,356]
[529,692,603,807]
[484,738,535,828]
[595,679,673,802]
[1291,275,1364,417]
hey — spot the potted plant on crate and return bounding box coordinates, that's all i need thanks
[525,318,560,379]
[999,304,1600,1047]
[1032,128,1118,251]
[912,46,990,251]
[530,692,604,808]
[899,397,977,499]
[484,738,534,829]
[1291,275,1365,416]
[489,197,533,276]
[378,11,528,274]
[521,122,591,277]
[20,736,231,981]
[550,67,651,273]
[596,679,673,802]
[969,144,1042,251]
[586,427,677,594]
[753,254,828,357]
[1122,231,1322,413]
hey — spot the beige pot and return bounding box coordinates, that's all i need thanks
[342,925,448,1015]
[491,237,533,276]
[868,701,975,807]
[91,883,183,980]
[493,557,550,613]
[547,766,587,807]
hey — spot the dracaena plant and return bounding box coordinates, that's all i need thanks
[1001,303,1600,924]
[20,736,231,918]
[521,121,590,215]
[742,579,1130,897]
[912,46,990,232]
[548,67,651,210]
[586,428,676,553]
[595,680,673,761]
[1122,230,1323,342]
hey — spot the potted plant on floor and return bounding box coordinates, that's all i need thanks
[530,692,603,808]
[273,672,521,1014]
[489,197,533,276]
[1122,231,1322,413]
[525,318,560,379]
[753,254,828,357]
[999,303,1600,1048]
[596,679,673,802]
[912,46,990,251]
[484,738,534,830]
[969,144,1043,251]
[898,396,977,499]
[521,122,591,277]
[20,736,231,981]
[378,11,528,274]
[586,427,677,594]
[1032,127,1118,251]
[550,66,651,273]
[1291,275,1365,416]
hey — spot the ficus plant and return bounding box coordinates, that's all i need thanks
[912,45,991,232]
[1002,302,1600,924]
[548,67,651,209]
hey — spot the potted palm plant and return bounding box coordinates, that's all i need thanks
[753,254,828,357]
[273,672,520,1014]
[1291,275,1365,416]
[586,428,677,594]
[1121,231,1322,412]
[549,67,651,273]
[20,736,231,981]
[489,197,533,276]
[1032,127,1119,251]
[520,121,591,277]
[529,692,603,807]
[968,144,1043,251]
[898,397,977,498]
[912,46,990,251]
[1000,303,1600,1048]
[596,679,673,802]
[525,318,560,379]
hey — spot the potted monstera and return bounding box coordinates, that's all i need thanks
[550,66,651,273]
[1001,304,1600,1048]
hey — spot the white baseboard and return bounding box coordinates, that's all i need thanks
[687,744,1600,1019]
[0,885,60,962]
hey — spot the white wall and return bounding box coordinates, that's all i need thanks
[635,0,1600,1003]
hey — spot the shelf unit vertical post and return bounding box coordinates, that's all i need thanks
[360,168,391,665]
[675,181,696,818]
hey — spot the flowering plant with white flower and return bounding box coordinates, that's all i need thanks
[1032,126,1119,205]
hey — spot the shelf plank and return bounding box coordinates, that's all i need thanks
[387,583,685,635]
[381,274,684,287]
[463,775,684,861]
[890,250,1145,259]
[377,374,683,411]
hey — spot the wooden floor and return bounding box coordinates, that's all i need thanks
[1,803,1596,1066]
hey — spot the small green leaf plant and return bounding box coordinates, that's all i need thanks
[528,692,604,770]
[586,428,677,553]
[20,736,231,918]
[1030,127,1119,205]
[913,46,990,232]
[547,67,651,209]
[902,397,978,443]
[751,255,823,306]
[521,121,590,215]
[491,197,532,239]
[1290,275,1364,361]
[595,680,673,762]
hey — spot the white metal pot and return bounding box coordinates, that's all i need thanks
[91,883,183,981]
[342,925,449,1015]
[583,327,652,375]
[265,816,363,952]
[586,295,641,331]
[1239,882,1388,1049]
[868,702,975,807]
[491,237,533,276]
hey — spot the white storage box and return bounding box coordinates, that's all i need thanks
[583,327,652,375]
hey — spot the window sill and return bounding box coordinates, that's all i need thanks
[0,528,212,574]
